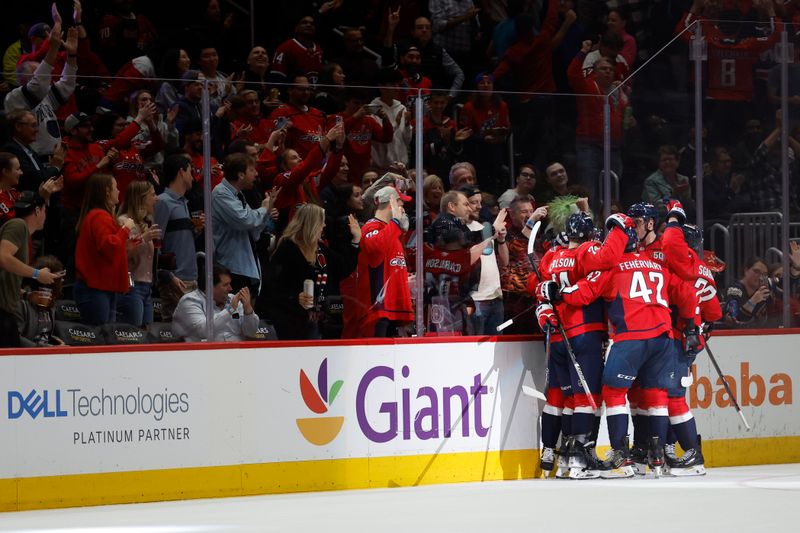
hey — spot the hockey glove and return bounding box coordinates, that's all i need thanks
[664,198,686,225]
[684,320,701,356]
[535,303,559,333]
[605,213,635,231]
[536,280,561,303]
[700,321,714,340]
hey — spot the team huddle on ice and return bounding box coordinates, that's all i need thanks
[530,198,720,479]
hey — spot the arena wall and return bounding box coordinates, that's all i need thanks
[0,331,797,511]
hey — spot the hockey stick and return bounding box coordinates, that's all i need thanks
[522,385,547,401]
[520,323,551,402]
[526,221,598,412]
[496,303,536,332]
[703,340,751,431]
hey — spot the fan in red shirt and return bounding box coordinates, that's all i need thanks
[229,90,272,147]
[93,106,165,204]
[61,109,149,212]
[267,75,326,158]
[331,90,394,183]
[492,0,559,98]
[179,121,224,214]
[461,74,511,144]
[678,0,781,144]
[352,185,414,338]
[0,152,62,227]
[397,44,433,107]
[678,0,781,103]
[269,16,324,85]
[273,122,344,229]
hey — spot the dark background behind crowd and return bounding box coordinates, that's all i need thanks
[0,0,798,346]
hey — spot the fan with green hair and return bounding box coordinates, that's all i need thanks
[545,195,594,235]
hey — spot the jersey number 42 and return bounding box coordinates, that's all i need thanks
[629,271,668,307]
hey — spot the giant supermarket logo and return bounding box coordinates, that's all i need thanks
[297,359,490,446]
[296,358,345,445]
[7,388,189,421]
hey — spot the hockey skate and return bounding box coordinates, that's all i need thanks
[668,447,706,477]
[629,444,648,476]
[647,436,665,478]
[600,447,634,479]
[568,439,602,479]
[540,447,556,476]
[554,438,572,479]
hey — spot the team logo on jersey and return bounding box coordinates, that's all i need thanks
[296,358,345,446]
[389,256,407,268]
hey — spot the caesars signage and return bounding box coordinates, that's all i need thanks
[0,335,796,480]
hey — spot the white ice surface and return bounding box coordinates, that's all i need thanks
[1,463,798,532]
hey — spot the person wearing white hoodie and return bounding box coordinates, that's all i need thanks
[369,69,413,169]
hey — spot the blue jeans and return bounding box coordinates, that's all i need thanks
[117,281,153,326]
[73,279,118,325]
[471,298,505,335]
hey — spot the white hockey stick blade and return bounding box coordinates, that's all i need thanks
[527,220,542,256]
[738,410,751,431]
[496,319,514,332]
[522,385,546,401]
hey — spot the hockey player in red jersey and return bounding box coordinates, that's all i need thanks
[624,201,664,469]
[539,227,698,478]
[533,211,633,478]
[628,202,664,263]
[661,199,724,475]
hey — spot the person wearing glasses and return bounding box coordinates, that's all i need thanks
[498,164,537,209]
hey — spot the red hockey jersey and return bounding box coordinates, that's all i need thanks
[538,228,628,340]
[271,39,324,85]
[561,252,697,341]
[662,225,723,325]
[460,99,511,138]
[355,217,413,336]
[678,13,781,102]
[333,113,393,182]
[267,103,326,158]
